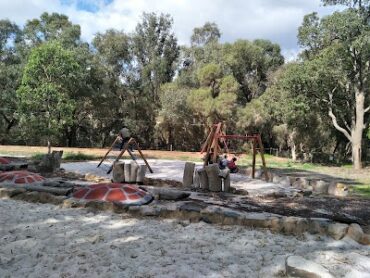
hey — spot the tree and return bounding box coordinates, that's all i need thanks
[17,41,81,152]
[224,39,284,104]
[0,20,22,143]
[187,63,238,126]
[191,22,221,46]
[90,29,134,147]
[132,12,179,103]
[131,12,180,145]
[298,7,370,169]
[23,12,81,48]
[155,83,199,150]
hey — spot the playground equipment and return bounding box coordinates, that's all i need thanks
[97,136,153,174]
[201,123,268,181]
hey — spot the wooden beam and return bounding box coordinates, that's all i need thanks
[97,135,119,167]
[134,140,154,173]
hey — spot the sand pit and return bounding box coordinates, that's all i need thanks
[0,199,369,277]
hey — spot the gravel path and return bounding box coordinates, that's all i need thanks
[0,199,369,278]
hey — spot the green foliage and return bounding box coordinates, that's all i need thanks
[62,152,99,161]
[17,41,80,146]
[191,22,221,46]
[23,12,81,47]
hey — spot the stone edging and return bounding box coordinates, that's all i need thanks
[0,186,369,245]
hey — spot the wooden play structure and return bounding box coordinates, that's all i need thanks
[201,122,268,180]
[97,136,153,174]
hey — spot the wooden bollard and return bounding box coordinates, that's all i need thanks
[197,168,209,190]
[205,164,222,192]
[124,163,133,183]
[136,165,147,184]
[220,168,231,192]
[183,162,195,187]
[112,162,125,183]
[130,161,139,183]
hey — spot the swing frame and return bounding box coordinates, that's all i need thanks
[201,123,269,181]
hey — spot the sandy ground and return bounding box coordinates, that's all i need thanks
[0,199,369,278]
[61,159,294,196]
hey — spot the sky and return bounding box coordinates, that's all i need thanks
[0,0,342,60]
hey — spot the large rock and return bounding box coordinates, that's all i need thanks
[327,182,348,197]
[327,223,348,240]
[150,188,190,201]
[311,180,329,194]
[292,177,310,190]
[37,151,63,173]
[285,255,333,278]
[273,175,291,186]
[346,223,364,243]
[183,162,195,187]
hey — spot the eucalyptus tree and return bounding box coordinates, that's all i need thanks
[297,2,370,169]
[0,20,22,142]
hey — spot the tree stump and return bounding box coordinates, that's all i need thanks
[197,168,209,190]
[205,164,222,192]
[112,162,125,183]
[136,165,147,184]
[183,162,195,187]
[130,161,139,183]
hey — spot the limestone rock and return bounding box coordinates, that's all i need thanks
[150,188,190,201]
[328,223,348,240]
[360,234,370,245]
[327,182,348,197]
[37,151,63,173]
[285,255,333,278]
[292,177,310,189]
[346,223,364,243]
[273,175,291,186]
[311,180,329,194]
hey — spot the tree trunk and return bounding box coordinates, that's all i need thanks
[352,90,365,170]
[291,143,297,162]
[288,132,297,162]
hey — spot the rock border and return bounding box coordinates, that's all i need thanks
[0,186,369,245]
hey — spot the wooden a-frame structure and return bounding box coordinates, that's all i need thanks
[97,136,153,174]
[201,122,268,180]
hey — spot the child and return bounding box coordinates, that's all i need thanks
[219,155,228,170]
[227,157,239,173]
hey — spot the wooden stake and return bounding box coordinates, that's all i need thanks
[257,134,269,181]
[252,140,257,179]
